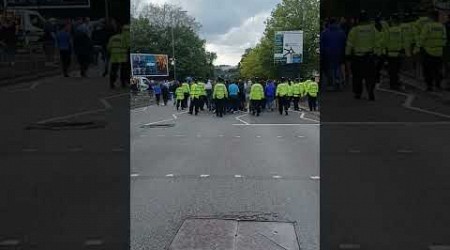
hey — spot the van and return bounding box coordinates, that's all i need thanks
[2,9,46,47]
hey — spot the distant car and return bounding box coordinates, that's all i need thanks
[134,77,151,92]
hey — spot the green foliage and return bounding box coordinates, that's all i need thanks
[239,0,319,79]
[130,3,216,80]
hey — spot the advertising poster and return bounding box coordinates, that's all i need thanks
[274,30,303,64]
[131,53,169,77]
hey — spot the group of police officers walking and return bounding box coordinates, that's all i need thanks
[346,10,447,100]
[172,77,319,118]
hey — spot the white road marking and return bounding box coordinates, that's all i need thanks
[323,121,450,126]
[0,239,20,246]
[100,98,112,109]
[30,81,40,89]
[297,135,305,138]
[196,134,202,137]
[277,135,283,138]
[234,135,241,138]
[339,244,361,249]
[130,173,140,177]
[233,123,320,126]
[172,114,177,119]
[36,109,105,124]
[256,135,262,138]
[310,176,320,180]
[143,118,175,126]
[429,245,450,250]
[397,149,413,154]
[235,114,250,125]
[234,175,243,178]
[200,174,210,178]
[157,134,166,137]
[166,174,174,177]
[377,86,450,119]
[22,148,38,152]
[272,175,282,179]
[218,134,224,137]
[300,113,305,118]
[174,134,185,137]
[84,239,104,246]
[132,107,147,113]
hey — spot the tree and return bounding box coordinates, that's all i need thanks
[239,0,319,79]
[130,2,217,80]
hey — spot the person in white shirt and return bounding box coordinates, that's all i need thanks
[205,79,213,111]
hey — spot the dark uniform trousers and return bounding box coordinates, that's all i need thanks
[352,55,376,100]
[189,97,200,115]
[215,98,225,117]
[278,96,289,114]
[250,100,262,115]
[387,56,401,90]
[423,52,443,89]
[110,62,130,88]
[293,96,300,110]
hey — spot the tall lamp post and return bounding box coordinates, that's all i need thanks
[171,10,187,81]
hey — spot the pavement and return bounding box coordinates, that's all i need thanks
[0,63,130,250]
[320,80,450,250]
[131,103,320,250]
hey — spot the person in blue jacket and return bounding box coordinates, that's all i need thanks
[228,81,240,113]
[265,80,276,111]
[152,82,162,106]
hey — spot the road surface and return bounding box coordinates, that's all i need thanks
[131,104,320,249]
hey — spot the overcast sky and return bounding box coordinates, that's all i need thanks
[144,0,281,66]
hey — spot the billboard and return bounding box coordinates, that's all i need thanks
[4,0,90,8]
[131,53,169,77]
[274,30,303,64]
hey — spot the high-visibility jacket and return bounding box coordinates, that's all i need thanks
[346,24,380,56]
[107,33,127,63]
[213,82,228,99]
[292,82,301,97]
[182,82,190,94]
[175,86,185,100]
[249,83,265,100]
[382,25,404,57]
[287,84,293,97]
[276,83,289,97]
[419,21,447,57]
[190,83,201,99]
[197,82,206,96]
[400,22,416,56]
[306,80,319,97]
[299,81,307,97]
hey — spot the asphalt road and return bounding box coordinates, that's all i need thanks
[0,65,130,250]
[321,83,450,250]
[131,104,320,250]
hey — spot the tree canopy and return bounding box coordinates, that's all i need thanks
[131,2,216,80]
[239,0,319,79]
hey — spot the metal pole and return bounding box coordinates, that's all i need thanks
[171,18,176,80]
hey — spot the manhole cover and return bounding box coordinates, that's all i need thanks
[169,219,300,250]
[141,123,175,128]
[25,120,107,130]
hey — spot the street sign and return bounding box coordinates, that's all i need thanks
[131,53,169,77]
[274,30,303,64]
[4,0,90,9]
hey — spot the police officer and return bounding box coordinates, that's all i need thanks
[249,80,265,116]
[306,76,319,111]
[287,78,293,109]
[175,82,185,111]
[197,78,206,110]
[213,79,228,117]
[107,24,129,89]
[383,13,404,90]
[418,11,447,91]
[189,79,200,115]
[346,10,380,100]
[292,78,301,111]
[181,80,190,109]
[276,78,289,115]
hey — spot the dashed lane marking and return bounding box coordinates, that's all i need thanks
[234,135,241,138]
[0,239,20,246]
[256,135,262,138]
[200,174,210,178]
[131,107,147,113]
[218,134,224,137]
[297,135,305,138]
[310,176,320,180]
[157,134,166,137]
[272,175,282,179]
[234,175,243,178]
[131,173,140,177]
[166,174,174,177]
[277,135,283,138]
[174,134,186,137]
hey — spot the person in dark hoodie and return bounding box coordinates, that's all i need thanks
[73,25,93,77]
[320,18,346,91]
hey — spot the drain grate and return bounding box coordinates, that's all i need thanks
[141,123,175,129]
[26,120,107,130]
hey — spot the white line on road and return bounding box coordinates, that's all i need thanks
[172,114,177,119]
[277,135,284,138]
[196,134,202,138]
[174,134,185,137]
[339,244,361,249]
[234,175,243,178]
[297,135,305,138]
[323,121,450,126]
[84,239,104,246]
[100,98,112,110]
[256,135,262,138]
[397,149,413,154]
[429,245,450,250]
[130,173,140,177]
[200,174,210,178]
[218,134,224,137]
[36,109,105,124]
[132,107,147,113]
[234,135,241,138]
[0,239,20,246]
[143,118,175,126]
[233,123,320,126]
[166,174,174,177]
[272,175,282,179]
[157,135,166,137]
[310,176,320,180]
[235,114,250,125]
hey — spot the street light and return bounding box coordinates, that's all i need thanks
[171,10,187,81]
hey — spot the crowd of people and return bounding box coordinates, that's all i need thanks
[142,77,320,118]
[321,9,450,99]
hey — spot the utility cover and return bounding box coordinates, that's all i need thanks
[169,219,300,250]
